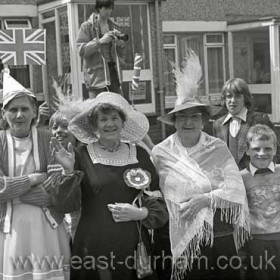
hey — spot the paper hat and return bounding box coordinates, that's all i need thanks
[3,70,36,108]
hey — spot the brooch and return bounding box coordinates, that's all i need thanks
[123,168,151,190]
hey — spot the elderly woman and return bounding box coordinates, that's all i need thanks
[0,72,82,280]
[152,52,250,280]
[68,92,168,280]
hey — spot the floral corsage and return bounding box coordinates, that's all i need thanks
[123,168,151,190]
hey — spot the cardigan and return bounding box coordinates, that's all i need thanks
[0,128,82,232]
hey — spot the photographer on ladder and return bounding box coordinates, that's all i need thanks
[77,0,127,99]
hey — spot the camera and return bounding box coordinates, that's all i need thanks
[111,31,129,41]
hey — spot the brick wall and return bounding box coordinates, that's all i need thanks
[161,0,280,21]
[0,0,36,4]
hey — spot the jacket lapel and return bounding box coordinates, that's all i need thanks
[237,121,250,162]
[218,116,229,143]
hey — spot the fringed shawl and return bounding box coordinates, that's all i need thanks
[152,132,250,279]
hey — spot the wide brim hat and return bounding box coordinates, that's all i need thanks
[68,92,149,144]
[3,70,36,108]
[158,97,222,126]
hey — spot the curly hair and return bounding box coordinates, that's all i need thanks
[88,103,127,130]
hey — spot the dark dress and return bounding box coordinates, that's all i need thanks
[71,144,168,280]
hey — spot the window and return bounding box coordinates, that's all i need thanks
[232,27,270,84]
[163,35,177,97]
[204,33,225,95]
[163,32,225,107]
[77,3,155,113]
[4,18,31,29]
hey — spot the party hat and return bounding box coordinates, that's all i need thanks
[3,69,36,108]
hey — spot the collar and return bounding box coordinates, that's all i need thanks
[88,13,114,29]
[223,108,248,125]
[249,162,275,176]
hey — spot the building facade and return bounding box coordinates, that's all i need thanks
[1,0,280,142]
[161,0,280,138]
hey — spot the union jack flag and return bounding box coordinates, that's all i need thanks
[0,29,46,65]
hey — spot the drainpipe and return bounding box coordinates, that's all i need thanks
[155,0,166,140]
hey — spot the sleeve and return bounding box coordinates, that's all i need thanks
[49,170,83,214]
[137,146,169,230]
[0,175,31,202]
[141,193,169,230]
[115,40,126,65]
[77,22,101,58]
[0,137,32,202]
[20,185,51,207]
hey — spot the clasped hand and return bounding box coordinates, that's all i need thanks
[108,203,148,223]
[50,137,75,174]
[179,194,210,221]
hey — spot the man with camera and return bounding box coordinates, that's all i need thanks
[77,0,127,98]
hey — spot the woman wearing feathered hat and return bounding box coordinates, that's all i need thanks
[68,92,168,279]
[152,51,250,280]
[0,71,83,280]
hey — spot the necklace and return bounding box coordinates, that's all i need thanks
[98,141,121,153]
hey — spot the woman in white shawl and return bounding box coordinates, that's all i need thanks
[152,51,250,280]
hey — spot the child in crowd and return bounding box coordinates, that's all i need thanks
[49,110,81,240]
[241,124,280,280]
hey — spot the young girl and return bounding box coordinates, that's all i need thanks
[49,110,82,240]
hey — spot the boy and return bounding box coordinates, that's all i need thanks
[213,78,274,170]
[241,124,280,280]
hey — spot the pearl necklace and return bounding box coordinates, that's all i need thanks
[98,141,121,153]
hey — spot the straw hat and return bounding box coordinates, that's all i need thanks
[158,50,221,125]
[68,92,149,144]
[3,70,36,108]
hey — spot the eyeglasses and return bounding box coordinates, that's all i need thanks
[175,112,202,122]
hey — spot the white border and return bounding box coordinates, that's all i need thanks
[162,21,227,32]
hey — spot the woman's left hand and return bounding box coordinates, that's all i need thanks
[50,137,75,174]
[179,194,210,221]
[108,203,148,223]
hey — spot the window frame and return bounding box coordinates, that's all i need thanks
[203,33,226,96]
[163,32,226,108]
[163,34,178,108]
[3,18,32,30]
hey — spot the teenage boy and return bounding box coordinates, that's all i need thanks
[213,78,274,170]
[241,124,280,280]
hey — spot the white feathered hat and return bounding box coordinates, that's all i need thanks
[158,50,220,125]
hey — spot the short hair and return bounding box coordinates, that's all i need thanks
[246,124,277,149]
[49,111,69,129]
[88,103,127,130]
[95,0,114,12]
[221,78,254,110]
[2,95,38,129]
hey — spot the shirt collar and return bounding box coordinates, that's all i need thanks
[249,162,275,176]
[223,108,248,125]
